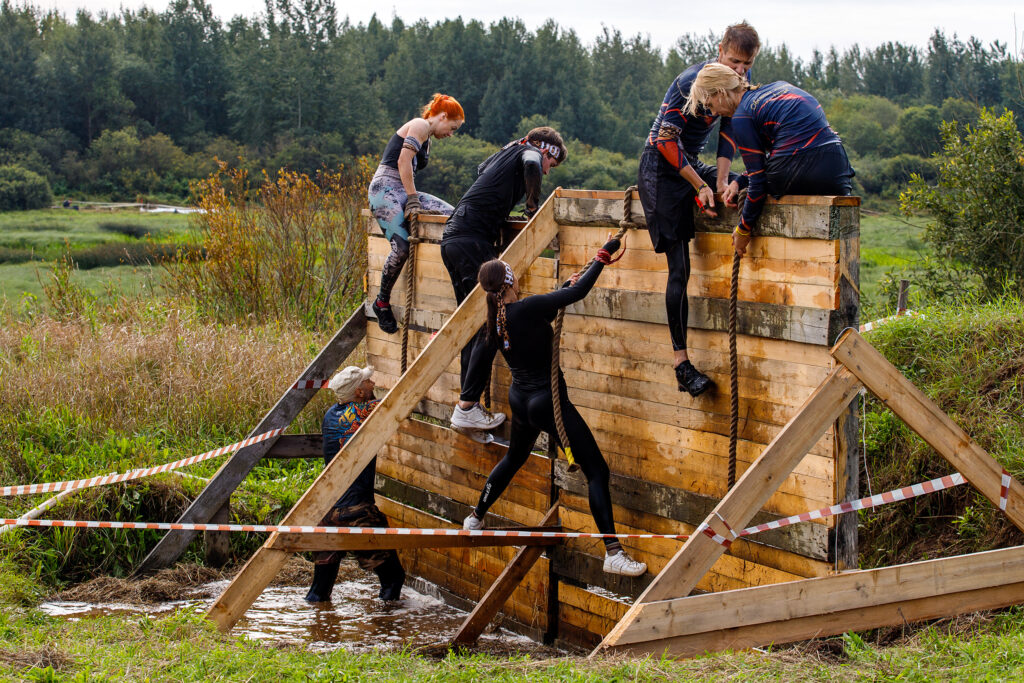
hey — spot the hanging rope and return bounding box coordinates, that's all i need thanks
[400,214,421,374]
[552,186,639,472]
[728,250,740,488]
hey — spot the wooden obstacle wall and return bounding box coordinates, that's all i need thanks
[364,188,859,648]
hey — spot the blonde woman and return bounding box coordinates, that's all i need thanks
[687,63,854,257]
[369,94,464,334]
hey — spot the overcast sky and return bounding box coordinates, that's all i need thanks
[32,0,1024,60]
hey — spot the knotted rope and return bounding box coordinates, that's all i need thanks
[728,250,740,487]
[552,186,638,472]
[400,214,421,374]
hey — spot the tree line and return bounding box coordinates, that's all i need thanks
[0,0,1020,205]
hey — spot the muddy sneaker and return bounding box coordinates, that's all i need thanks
[675,360,713,397]
[463,512,485,530]
[451,403,506,431]
[372,297,398,334]
[603,550,647,577]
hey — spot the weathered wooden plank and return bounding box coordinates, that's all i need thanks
[205,196,562,632]
[135,304,367,575]
[615,543,1024,657]
[566,289,836,346]
[452,505,560,645]
[553,193,858,239]
[274,529,560,552]
[264,434,323,459]
[594,365,862,656]
[554,460,829,560]
[831,331,1024,532]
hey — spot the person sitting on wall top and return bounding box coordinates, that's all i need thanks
[369,93,465,335]
[636,21,760,398]
[440,126,567,444]
[306,365,406,603]
[685,63,855,257]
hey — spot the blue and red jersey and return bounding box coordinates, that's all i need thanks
[645,60,739,171]
[322,399,380,509]
[733,81,841,231]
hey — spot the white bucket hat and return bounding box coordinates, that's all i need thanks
[328,365,374,404]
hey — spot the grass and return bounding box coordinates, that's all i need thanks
[0,262,166,307]
[858,210,930,318]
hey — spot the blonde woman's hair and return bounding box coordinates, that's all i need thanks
[685,63,751,116]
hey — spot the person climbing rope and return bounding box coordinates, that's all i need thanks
[636,21,760,397]
[686,63,854,257]
[462,244,648,578]
[306,366,405,603]
[441,126,567,443]
[369,93,465,334]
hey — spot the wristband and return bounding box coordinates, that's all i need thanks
[734,225,751,237]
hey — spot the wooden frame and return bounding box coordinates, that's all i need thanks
[593,329,1024,659]
[204,194,563,631]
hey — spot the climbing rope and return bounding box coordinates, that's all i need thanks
[551,186,639,472]
[400,214,421,374]
[728,250,740,488]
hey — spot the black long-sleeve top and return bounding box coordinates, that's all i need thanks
[500,259,606,392]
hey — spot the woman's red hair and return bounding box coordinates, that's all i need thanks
[421,93,465,121]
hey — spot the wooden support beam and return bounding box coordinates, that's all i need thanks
[273,525,562,552]
[831,331,1024,533]
[135,305,367,575]
[608,543,1024,657]
[264,434,323,459]
[593,364,862,656]
[205,196,562,632]
[452,505,560,645]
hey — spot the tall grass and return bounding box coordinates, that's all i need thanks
[0,310,346,584]
[169,162,370,330]
[859,296,1024,567]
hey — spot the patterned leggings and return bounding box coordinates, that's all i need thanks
[368,165,453,302]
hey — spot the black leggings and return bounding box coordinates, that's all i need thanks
[378,235,410,302]
[664,238,692,352]
[474,383,618,550]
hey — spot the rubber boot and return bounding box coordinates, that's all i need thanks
[375,555,406,601]
[305,562,341,603]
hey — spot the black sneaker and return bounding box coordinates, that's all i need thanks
[373,298,398,334]
[675,360,713,397]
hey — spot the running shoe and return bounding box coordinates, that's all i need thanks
[675,360,713,397]
[463,513,485,531]
[603,550,647,577]
[372,297,398,334]
[450,403,506,430]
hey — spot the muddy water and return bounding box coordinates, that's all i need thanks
[39,566,550,655]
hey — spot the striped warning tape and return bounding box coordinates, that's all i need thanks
[0,518,686,540]
[292,380,330,390]
[0,428,283,497]
[1001,468,1011,511]
[859,309,917,333]
[738,472,967,537]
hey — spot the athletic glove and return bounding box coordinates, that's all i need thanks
[601,237,621,254]
[404,193,422,221]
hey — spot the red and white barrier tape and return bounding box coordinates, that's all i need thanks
[738,472,967,538]
[1,470,1000,541]
[859,309,917,333]
[0,518,687,540]
[292,380,330,390]
[1001,468,1011,511]
[0,429,282,497]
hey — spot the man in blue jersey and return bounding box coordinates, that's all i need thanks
[306,365,405,603]
[637,22,760,397]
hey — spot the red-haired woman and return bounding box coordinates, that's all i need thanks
[369,93,464,333]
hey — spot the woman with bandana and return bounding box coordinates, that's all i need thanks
[461,246,648,578]
[369,93,464,334]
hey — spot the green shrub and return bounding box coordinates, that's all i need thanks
[0,164,53,211]
[70,242,200,269]
[98,221,160,239]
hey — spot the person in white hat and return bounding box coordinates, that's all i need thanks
[306,366,405,603]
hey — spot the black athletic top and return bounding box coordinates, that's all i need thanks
[499,260,606,393]
[380,133,430,172]
[442,142,543,244]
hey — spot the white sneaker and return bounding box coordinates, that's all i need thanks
[463,513,485,530]
[451,403,506,431]
[603,550,647,577]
